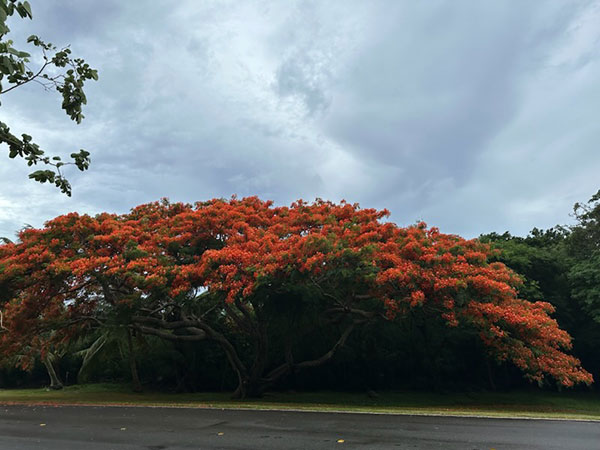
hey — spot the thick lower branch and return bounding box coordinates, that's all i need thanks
[325,307,378,319]
[132,316,206,332]
[224,303,254,334]
[132,314,249,395]
[296,322,356,369]
[264,321,357,383]
[134,325,206,342]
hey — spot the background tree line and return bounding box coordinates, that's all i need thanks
[479,190,600,387]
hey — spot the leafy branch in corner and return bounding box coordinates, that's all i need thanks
[0,0,98,195]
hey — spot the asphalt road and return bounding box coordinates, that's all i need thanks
[0,405,598,449]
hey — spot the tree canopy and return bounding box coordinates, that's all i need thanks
[0,197,592,397]
[567,190,600,324]
[480,192,600,384]
[0,0,97,195]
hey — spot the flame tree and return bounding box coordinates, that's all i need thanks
[0,197,592,397]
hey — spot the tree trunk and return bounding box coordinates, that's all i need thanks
[127,328,143,393]
[234,322,358,399]
[77,335,106,383]
[42,354,63,390]
[231,376,268,399]
[486,358,496,391]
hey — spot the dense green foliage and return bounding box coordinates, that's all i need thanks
[480,190,600,384]
[568,191,600,324]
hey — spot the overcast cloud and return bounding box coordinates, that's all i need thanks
[1,0,599,239]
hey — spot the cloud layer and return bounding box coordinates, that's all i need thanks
[1,0,599,239]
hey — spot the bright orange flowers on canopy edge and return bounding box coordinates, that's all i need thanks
[0,197,593,386]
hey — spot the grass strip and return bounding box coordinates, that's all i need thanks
[1,384,599,421]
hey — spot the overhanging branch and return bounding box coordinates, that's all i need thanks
[264,321,357,383]
[133,325,206,342]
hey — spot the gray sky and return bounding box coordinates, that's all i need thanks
[1,0,599,239]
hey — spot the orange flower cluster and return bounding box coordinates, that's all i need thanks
[0,197,592,386]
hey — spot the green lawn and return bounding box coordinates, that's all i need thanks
[1,384,599,421]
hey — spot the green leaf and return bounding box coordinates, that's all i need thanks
[22,1,32,18]
[8,48,30,58]
[28,169,54,183]
[0,56,13,74]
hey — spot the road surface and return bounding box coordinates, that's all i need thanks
[0,404,598,449]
